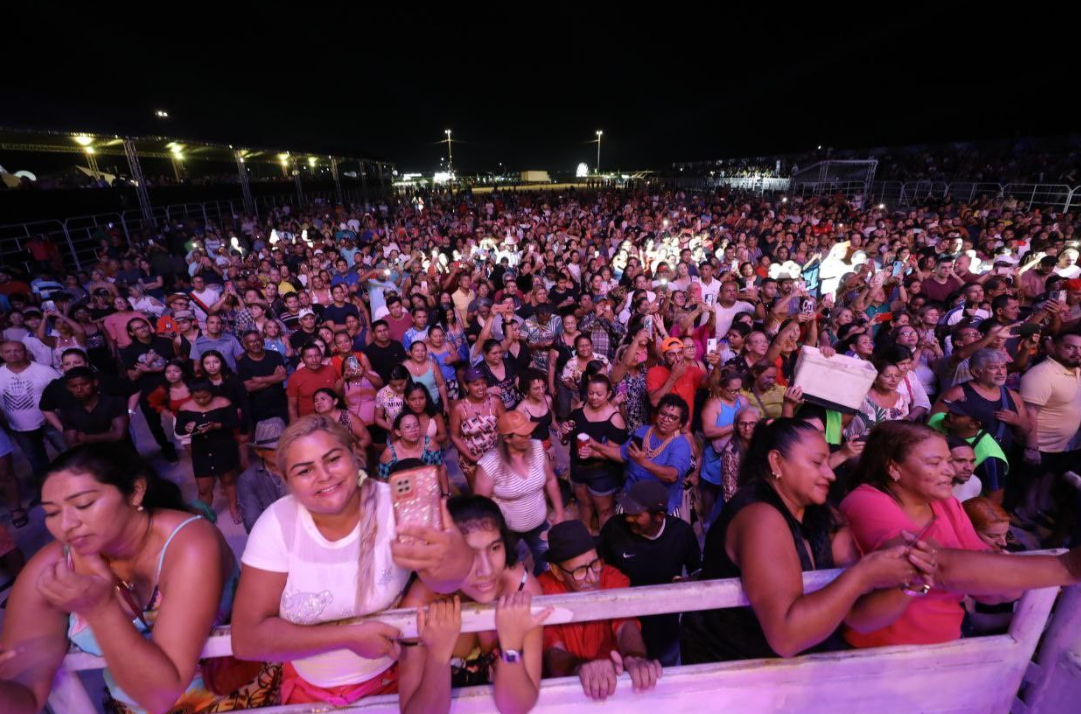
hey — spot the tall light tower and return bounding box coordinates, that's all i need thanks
[444,129,453,170]
[595,130,603,174]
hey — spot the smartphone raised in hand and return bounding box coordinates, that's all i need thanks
[389,466,443,545]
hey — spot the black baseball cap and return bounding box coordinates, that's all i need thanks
[617,480,670,515]
[543,520,598,564]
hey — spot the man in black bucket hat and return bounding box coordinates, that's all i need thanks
[538,520,663,701]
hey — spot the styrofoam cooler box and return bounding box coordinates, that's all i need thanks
[791,346,877,414]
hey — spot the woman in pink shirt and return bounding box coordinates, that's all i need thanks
[840,421,999,647]
[103,295,149,349]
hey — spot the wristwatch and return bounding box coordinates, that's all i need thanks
[500,649,523,664]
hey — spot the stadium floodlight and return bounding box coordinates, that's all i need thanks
[73,135,93,147]
[84,146,95,154]
[576,162,589,178]
[308,157,317,167]
[155,110,169,118]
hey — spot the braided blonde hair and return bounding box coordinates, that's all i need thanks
[276,414,379,612]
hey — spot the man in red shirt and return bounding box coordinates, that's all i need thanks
[646,337,706,423]
[920,255,964,304]
[286,343,341,421]
[539,520,662,701]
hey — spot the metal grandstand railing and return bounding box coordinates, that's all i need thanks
[0,188,370,273]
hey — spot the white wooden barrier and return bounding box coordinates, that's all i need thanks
[49,563,1072,714]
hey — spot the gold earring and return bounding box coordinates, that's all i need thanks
[357,468,369,488]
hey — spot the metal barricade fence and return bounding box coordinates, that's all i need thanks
[45,565,1076,714]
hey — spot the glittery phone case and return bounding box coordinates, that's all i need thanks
[389,466,443,544]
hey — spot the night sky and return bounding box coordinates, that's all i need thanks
[2,5,1074,174]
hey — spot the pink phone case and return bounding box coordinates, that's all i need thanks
[389,466,443,545]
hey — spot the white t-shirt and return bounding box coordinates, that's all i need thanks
[952,476,982,502]
[694,277,721,308]
[713,300,755,339]
[0,362,61,432]
[241,485,411,688]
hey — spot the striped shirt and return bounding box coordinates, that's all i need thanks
[479,440,548,532]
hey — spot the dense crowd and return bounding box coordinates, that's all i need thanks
[2,184,1081,714]
[677,138,1081,185]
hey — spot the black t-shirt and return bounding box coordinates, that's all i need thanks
[549,287,579,309]
[236,351,288,414]
[598,515,701,661]
[58,395,135,449]
[323,302,360,326]
[120,336,176,394]
[40,374,138,413]
[363,340,408,382]
[289,328,321,353]
[598,515,701,586]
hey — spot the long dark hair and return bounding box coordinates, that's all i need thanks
[738,417,823,489]
[200,349,235,377]
[404,382,438,416]
[447,494,519,568]
[45,444,188,513]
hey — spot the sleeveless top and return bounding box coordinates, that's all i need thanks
[701,396,746,487]
[681,480,839,663]
[522,403,553,441]
[478,439,548,533]
[460,397,499,460]
[959,381,1018,450]
[343,375,377,424]
[569,407,628,483]
[429,347,458,383]
[52,336,85,370]
[68,516,241,714]
[409,362,440,405]
[377,436,444,479]
[551,334,577,380]
[478,357,519,410]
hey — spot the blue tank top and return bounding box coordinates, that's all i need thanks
[67,515,239,713]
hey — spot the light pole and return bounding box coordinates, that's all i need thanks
[445,129,453,170]
[595,130,603,174]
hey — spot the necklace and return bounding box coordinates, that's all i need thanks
[111,513,155,628]
[641,427,675,459]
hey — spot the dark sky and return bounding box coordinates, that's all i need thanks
[2,5,1075,174]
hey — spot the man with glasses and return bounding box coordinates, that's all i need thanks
[539,520,663,702]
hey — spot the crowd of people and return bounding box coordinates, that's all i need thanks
[677,137,1081,185]
[2,183,1081,714]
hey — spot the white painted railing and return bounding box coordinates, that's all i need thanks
[49,561,1077,714]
